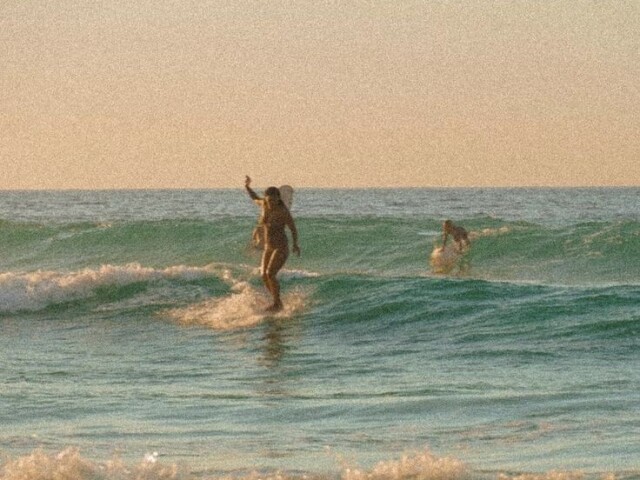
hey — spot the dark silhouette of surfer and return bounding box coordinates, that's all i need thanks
[442,220,470,252]
[245,176,300,312]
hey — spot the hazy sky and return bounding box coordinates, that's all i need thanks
[2,0,639,189]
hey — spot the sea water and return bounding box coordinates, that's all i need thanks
[0,188,638,480]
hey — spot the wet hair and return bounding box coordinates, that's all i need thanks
[264,186,280,198]
[264,187,284,206]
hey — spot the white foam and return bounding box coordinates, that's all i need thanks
[0,448,181,480]
[0,263,218,313]
[469,226,511,240]
[497,472,589,480]
[341,449,469,480]
[280,268,321,279]
[429,245,462,274]
[166,274,309,331]
[0,447,624,480]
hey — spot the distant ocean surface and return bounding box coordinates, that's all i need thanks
[1,188,638,480]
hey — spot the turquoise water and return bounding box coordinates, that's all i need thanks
[0,188,638,480]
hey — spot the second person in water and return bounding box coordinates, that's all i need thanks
[245,176,300,312]
[442,219,470,251]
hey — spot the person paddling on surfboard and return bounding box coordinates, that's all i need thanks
[442,220,470,252]
[245,176,301,312]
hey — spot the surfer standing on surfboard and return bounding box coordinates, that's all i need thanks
[442,220,470,252]
[245,176,301,312]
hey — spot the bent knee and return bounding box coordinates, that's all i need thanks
[263,269,279,281]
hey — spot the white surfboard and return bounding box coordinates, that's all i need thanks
[279,185,294,209]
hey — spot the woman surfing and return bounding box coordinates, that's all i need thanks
[245,176,301,312]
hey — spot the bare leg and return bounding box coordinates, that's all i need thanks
[260,247,274,293]
[262,248,288,311]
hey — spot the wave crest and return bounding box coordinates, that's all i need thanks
[0,263,218,314]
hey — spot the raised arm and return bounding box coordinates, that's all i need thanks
[245,176,262,204]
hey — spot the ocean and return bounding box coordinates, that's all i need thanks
[0,188,638,480]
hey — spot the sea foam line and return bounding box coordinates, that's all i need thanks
[0,263,218,313]
[0,447,626,480]
[0,448,179,480]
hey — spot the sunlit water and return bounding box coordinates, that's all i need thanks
[1,188,638,479]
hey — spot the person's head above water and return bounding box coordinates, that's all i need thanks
[264,187,281,206]
[443,219,453,231]
[264,186,280,197]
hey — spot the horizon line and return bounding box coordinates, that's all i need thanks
[1,185,638,193]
